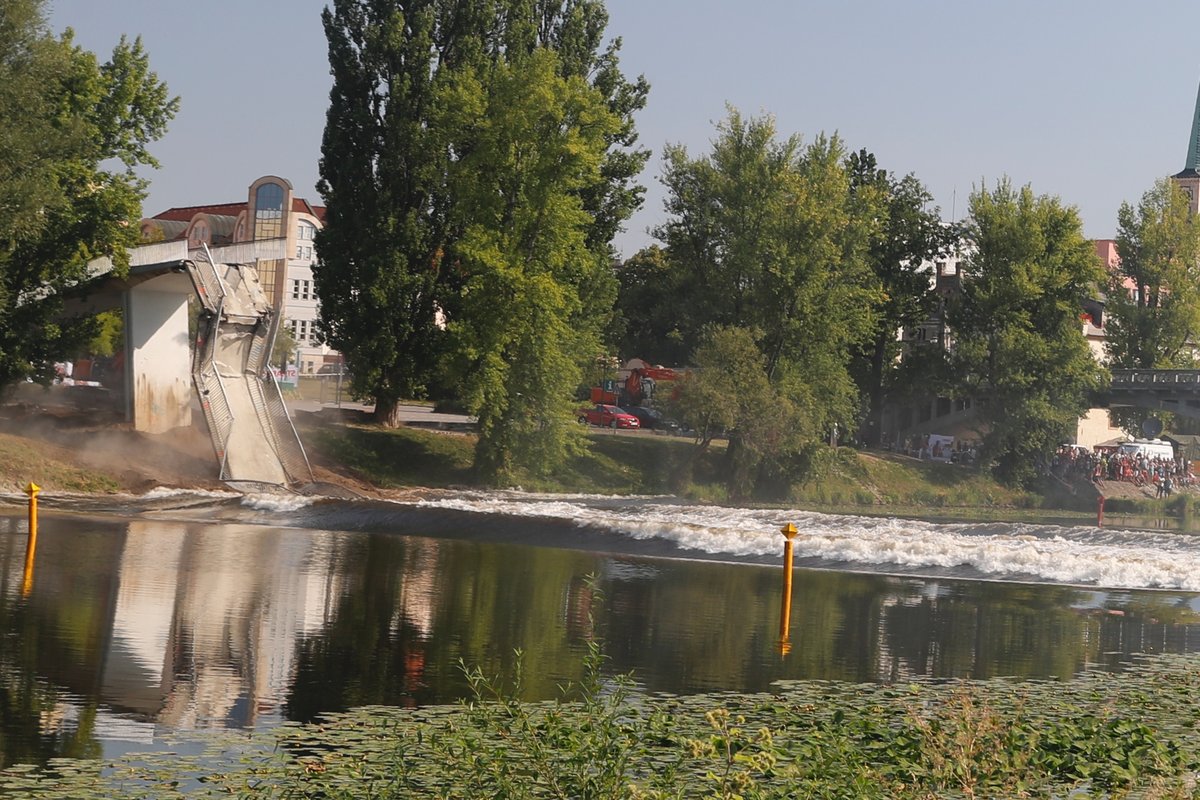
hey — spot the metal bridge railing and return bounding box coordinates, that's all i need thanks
[1109,369,1200,390]
[193,299,236,480]
[261,370,314,484]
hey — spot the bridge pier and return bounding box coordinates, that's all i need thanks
[123,273,193,434]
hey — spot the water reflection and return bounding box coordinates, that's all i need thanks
[3,510,1200,767]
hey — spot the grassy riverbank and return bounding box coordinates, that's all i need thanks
[0,407,1186,523]
[299,418,1082,512]
[6,649,1200,798]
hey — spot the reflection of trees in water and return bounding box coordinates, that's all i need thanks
[880,584,1094,680]
[15,511,1199,763]
[285,538,1200,722]
[286,536,603,722]
[0,532,109,768]
[881,584,1200,681]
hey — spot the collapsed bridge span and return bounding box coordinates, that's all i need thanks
[186,249,313,487]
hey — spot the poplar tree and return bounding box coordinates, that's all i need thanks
[0,0,177,386]
[316,0,648,445]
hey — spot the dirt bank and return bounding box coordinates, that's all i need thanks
[0,403,407,499]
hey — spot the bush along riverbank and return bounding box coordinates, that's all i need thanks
[5,645,1200,798]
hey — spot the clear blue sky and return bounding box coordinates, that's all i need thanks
[49,0,1200,258]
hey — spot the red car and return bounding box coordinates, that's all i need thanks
[577,403,640,429]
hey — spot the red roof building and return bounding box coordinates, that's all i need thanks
[140,176,336,374]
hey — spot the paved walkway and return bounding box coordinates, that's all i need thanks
[285,397,476,428]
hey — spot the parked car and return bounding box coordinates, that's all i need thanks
[315,363,350,381]
[621,405,680,433]
[577,403,640,429]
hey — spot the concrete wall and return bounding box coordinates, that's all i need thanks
[1075,407,1124,449]
[125,273,193,433]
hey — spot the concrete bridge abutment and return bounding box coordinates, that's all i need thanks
[123,272,193,434]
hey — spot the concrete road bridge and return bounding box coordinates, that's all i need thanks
[57,239,312,488]
[1102,369,1200,420]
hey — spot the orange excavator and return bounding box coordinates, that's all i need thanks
[589,362,682,406]
[623,365,680,406]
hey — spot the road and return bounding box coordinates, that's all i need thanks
[285,397,477,429]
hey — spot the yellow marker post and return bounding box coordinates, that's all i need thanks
[21,482,40,597]
[779,522,797,654]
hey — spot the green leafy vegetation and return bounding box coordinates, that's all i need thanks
[945,182,1108,487]
[0,0,177,387]
[844,149,964,451]
[316,0,648,492]
[651,111,877,500]
[7,652,1200,798]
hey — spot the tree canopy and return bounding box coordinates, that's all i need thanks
[945,181,1106,485]
[652,110,878,497]
[0,0,177,385]
[1106,178,1200,371]
[316,0,648,482]
[439,48,621,479]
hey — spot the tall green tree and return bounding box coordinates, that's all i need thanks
[315,0,647,433]
[655,110,877,494]
[0,0,177,386]
[1105,178,1200,371]
[438,49,620,481]
[844,149,961,446]
[945,181,1106,486]
[315,0,454,426]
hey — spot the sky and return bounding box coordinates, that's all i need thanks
[47,0,1200,259]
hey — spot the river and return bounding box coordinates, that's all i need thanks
[3,487,1200,768]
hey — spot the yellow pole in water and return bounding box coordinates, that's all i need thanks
[779,522,797,654]
[21,482,40,597]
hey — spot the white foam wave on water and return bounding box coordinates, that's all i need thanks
[240,493,315,512]
[414,494,1200,590]
[140,487,241,501]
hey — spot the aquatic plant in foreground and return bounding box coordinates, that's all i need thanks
[4,651,1200,798]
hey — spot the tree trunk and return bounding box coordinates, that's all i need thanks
[374,396,403,428]
[863,333,888,447]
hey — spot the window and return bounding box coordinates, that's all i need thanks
[252,183,287,305]
[298,221,316,241]
[289,319,312,343]
[253,183,284,240]
[189,220,210,246]
[291,279,312,300]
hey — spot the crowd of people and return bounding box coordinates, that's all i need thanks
[887,434,979,464]
[1052,445,1195,496]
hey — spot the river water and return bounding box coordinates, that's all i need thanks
[4,488,1200,768]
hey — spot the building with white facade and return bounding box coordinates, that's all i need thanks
[140,175,337,375]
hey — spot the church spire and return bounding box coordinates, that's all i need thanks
[1178,79,1200,177]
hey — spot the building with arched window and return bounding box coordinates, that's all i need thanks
[140,176,336,375]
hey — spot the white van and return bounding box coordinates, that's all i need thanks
[1115,439,1175,460]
